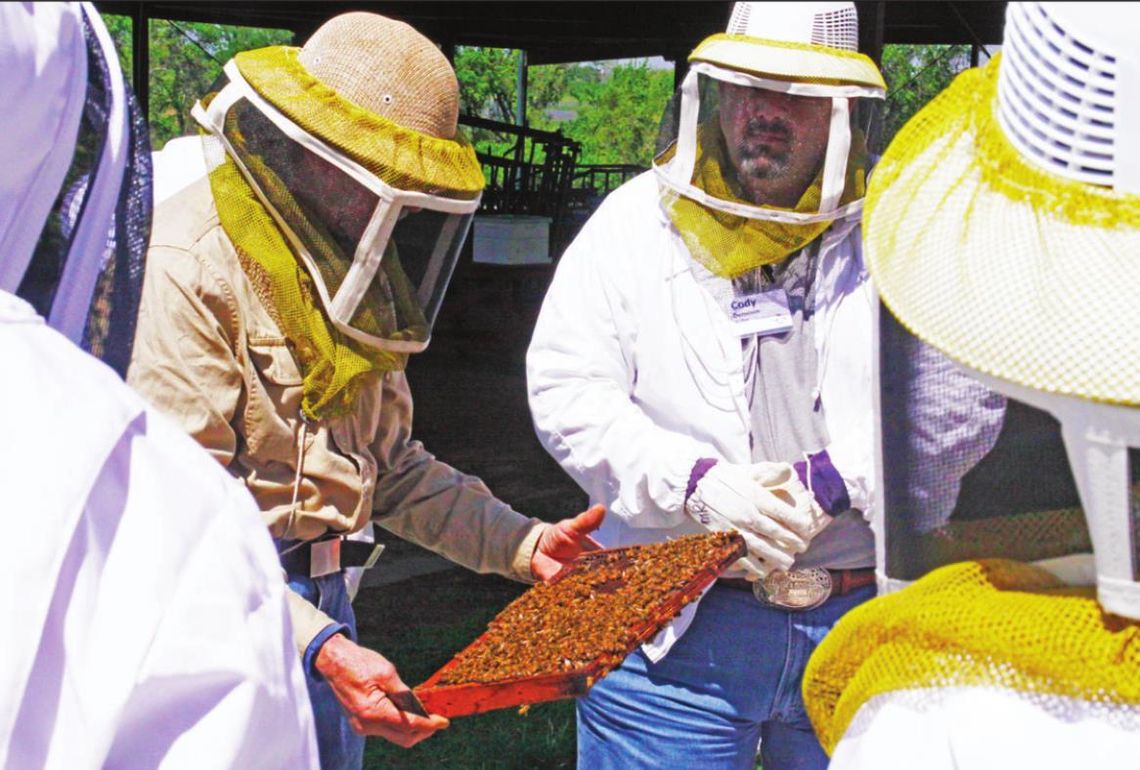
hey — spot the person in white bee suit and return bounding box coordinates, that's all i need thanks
[0,3,318,767]
[527,3,885,768]
[802,3,1140,769]
[126,11,605,769]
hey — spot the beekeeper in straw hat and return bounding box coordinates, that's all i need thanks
[127,11,604,767]
[803,3,1140,768]
[527,2,885,767]
[1,3,317,766]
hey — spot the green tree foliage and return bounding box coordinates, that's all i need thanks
[455,47,674,168]
[877,44,972,154]
[558,64,673,166]
[95,23,976,175]
[103,16,292,150]
[149,21,293,150]
[103,15,133,82]
[100,28,676,167]
[455,46,524,124]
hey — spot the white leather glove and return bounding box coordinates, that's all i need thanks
[684,461,831,579]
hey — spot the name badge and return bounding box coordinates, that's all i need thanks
[729,289,793,337]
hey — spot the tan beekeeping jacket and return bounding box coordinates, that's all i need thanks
[128,178,542,653]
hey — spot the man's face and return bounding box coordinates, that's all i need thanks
[296,151,378,244]
[718,82,832,203]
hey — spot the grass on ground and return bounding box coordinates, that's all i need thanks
[355,566,577,770]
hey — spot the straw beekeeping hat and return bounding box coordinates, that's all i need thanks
[298,11,459,139]
[863,1,1140,407]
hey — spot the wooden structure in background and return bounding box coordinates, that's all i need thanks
[91,1,1008,265]
[95,1,1008,128]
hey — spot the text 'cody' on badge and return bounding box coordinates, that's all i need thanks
[729,288,793,338]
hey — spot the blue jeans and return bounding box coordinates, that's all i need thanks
[287,570,365,770]
[576,583,874,770]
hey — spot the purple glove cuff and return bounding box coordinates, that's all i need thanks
[794,449,850,514]
[685,458,719,503]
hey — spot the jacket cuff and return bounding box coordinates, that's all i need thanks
[285,585,338,658]
[794,449,851,515]
[304,622,351,678]
[510,519,547,584]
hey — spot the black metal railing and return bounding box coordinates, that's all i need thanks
[459,114,581,257]
[458,115,647,258]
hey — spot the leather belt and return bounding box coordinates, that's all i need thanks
[279,537,384,578]
[717,567,875,610]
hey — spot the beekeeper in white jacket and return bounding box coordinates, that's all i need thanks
[803,3,1140,769]
[0,4,317,767]
[527,3,886,768]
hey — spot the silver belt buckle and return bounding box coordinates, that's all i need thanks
[752,568,832,610]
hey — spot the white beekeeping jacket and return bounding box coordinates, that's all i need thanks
[0,291,318,769]
[151,135,209,208]
[528,171,873,542]
[527,171,874,653]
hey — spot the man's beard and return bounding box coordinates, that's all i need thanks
[735,118,793,179]
[737,149,789,179]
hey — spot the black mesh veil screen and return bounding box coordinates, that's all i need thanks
[89,84,151,377]
[878,305,1092,581]
[16,9,151,378]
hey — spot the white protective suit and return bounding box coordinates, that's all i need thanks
[829,686,1140,770]
[527,170,875,645]
[0,3,317,766]
[0,292,318,769]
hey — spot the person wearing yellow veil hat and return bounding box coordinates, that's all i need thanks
[802,2,1140,768]
[526,2,885,768]
[126,11,605,768]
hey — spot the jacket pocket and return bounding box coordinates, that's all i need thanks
[247,336,303,386]
[244,336,304,460]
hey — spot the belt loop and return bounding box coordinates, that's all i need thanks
[837,568,849,596]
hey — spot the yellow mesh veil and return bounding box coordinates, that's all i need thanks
[804,559,1140,755]
[864,55,1140,407]
[209,153,404,420]
[658,124,867,277]
[235,47,483,200]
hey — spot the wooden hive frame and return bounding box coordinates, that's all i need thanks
[414,531,746,718]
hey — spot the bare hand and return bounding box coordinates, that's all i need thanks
[314,634,448,748]
[530,504,606,582]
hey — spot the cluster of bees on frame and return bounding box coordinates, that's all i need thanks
[436,531,744,687]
